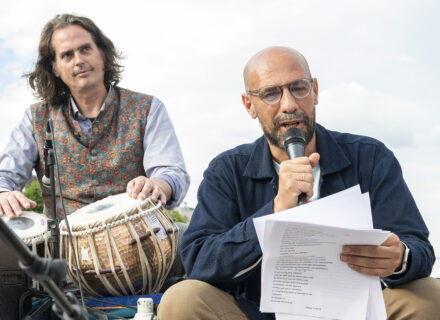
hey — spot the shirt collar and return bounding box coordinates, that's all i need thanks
[70,85,113,120]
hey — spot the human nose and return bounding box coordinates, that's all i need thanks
[73,51,85,65]
[279,86,299,113]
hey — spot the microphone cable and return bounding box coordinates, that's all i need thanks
[48,119,86,307]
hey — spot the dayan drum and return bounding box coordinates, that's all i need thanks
[59,193,179,297]
[1,211,50,289]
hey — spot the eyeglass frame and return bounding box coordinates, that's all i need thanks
[246,78,315,105]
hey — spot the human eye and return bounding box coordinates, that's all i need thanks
[80,45,92,53]
[61,51,73,60]
[290,80,310,96]
[260,87,281,102]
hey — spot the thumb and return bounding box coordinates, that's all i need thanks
[309,153,320,168]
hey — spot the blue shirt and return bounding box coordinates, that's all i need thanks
[181,123,434,320]
[0,93,190,209]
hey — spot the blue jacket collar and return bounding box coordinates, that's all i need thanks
[243,136,277,179]
[315,123,351,176]
[242,123,351,179]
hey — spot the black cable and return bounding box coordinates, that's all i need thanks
[49,119,86,307]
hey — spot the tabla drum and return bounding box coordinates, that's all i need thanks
[59,193,179,297]
[1,211,50,289]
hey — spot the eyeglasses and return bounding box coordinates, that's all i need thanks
[247,78,314,105]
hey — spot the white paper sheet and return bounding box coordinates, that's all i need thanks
[253,186,388,320]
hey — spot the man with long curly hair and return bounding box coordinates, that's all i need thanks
[0,14,190,217]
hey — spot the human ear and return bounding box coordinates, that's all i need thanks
[312,78,319,105]
[242,94,257,119]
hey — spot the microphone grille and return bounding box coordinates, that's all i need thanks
[284,127,305,146]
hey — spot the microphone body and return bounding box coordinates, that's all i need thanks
[42,121,53,188]
[286,143,305,160]
[283,127,307,206]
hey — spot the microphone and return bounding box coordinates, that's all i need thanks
[284,127,307,206]
[42,120,53,188]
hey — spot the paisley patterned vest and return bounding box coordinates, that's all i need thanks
[31,87,152,216]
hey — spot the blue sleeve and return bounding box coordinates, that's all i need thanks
[143,97,190,208]
[181,159,272,287]
[0,109,38,191]
[368,146,435,287]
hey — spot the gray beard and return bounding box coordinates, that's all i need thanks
[258,107,316,150]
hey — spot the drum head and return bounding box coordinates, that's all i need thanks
[65,193,151,227]
[2,211,48,246]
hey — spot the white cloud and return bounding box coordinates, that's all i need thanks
[1,61,28,78]
[0,0,438,259]
[0,80,35,148]
[318,82,437,148]
[394,54,413,62]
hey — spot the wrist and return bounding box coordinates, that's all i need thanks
[273,196,287,213]
[150,177,172,201]
[393,241,410,275]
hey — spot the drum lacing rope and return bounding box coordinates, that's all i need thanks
[21,233,48,247]
[144,208,174,292]
[60,197,176,298]
[103,224,130,296]
[59,201,162,236]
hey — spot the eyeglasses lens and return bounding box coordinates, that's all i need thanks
[260,87,282,104]
[259,79,312,104]
[288,79,311,99]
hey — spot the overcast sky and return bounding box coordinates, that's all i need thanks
[0,0,438,271]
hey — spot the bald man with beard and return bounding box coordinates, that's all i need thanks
[158,47,439,320]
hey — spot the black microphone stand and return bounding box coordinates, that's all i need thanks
[43,120,60,260]
[0,215,87,319]
[20,119,67,319]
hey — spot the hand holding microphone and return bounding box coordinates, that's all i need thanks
[273,127,319,212]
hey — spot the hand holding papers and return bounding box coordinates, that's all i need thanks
[253,186,389,320]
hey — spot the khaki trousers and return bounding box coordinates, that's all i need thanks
[157,277,440,320]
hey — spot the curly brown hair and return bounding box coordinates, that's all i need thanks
[27,14,123,106]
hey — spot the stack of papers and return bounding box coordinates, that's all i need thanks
[253,186,388,320]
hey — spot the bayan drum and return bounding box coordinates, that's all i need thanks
[3,210,50,251]
[59,193,179,297]
[0,211,50,289]
[0,211,49,319]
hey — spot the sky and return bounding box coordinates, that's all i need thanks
[0,0,439,273]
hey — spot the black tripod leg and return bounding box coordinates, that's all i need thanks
[23,297,53,320]
[19,289,33,319]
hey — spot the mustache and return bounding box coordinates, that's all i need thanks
[274,112,307,127]
[72,66,93,77]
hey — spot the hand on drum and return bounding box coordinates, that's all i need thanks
[0,191,37,218]
[126,176,172,205]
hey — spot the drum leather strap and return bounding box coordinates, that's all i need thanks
[107,228,133,294]
[59,197,179,296]
[125,214,152,293]
[87,232,122,296]
[72,234,99,296]
[103,225,129,296]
